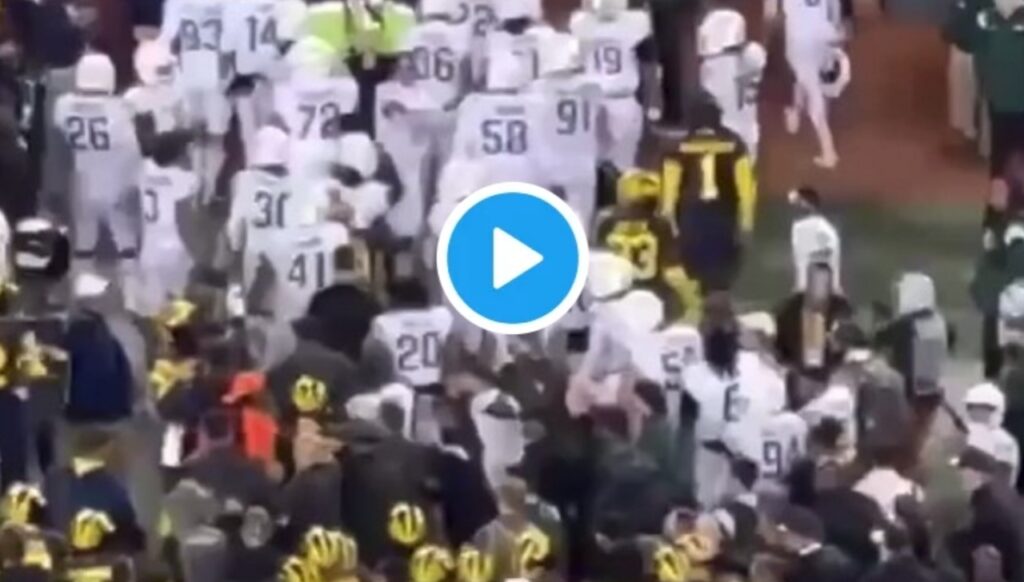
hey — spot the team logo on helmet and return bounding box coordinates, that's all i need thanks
[70,509,116,552]
[820,47,852,99]
[653,543,689,582]
[616,169,662,204]
[456,545,494,582]
[410,544,455,582]
[674,532,718,564]
[388,502,427,547]
[515,525,552,577]
[303,526,358,572]
[292,375,329,414]
[3,483,46,525]
[281,555,321,582]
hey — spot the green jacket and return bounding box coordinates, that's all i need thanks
[961,6,1024,113]
[970,243,1024,313]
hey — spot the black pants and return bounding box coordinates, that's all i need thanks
[983,312,1004,379]
[989,109,1024,176]
[649,2,691,126]
[0,391,29,490]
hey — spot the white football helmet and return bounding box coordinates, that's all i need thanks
[419,0,458,19]
[539,33,582,77]
[742,41,767,70]
[338,132,380,178]
[494,0,542,21]
[820,46,852,99]
[606,289,664,333]
[286,36,337,76]
[697,9,747,58]
[251,126,291,167]
[74,52,116,94]
[276,0,309,44]
[589,0,628,18]
[586,251,635,301]
[965,382,1006,427]
[133,41,175,86]
[485,50,532,90]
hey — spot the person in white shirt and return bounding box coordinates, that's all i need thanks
[160,0,233,200]
[376,0,474,241]
[697,9,767,160]
[531,33,605,230]
[964,382,1020,484]
[54,53,143,274]
[789,187,840,292]
[766,0,845,168]
[570,0,654,170]
[483,0,554,88]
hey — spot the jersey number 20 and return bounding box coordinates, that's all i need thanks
[397,331,443,373]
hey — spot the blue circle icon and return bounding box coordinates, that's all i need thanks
[436,182,590,335]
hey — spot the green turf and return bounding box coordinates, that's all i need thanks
[738,197,984,354]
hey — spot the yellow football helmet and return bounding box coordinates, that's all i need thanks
[514,525,552,578]
[292,375,329,415]
[158,298,198,330]
[303,526,357,572]
[280,555,323,582]
[674,532,719,564]
[617,169,662,205]
[70,509,116,552]
[3,483,46,525]
[410,544,455,582]
[388,502,427,547]
[456,545,494,582]
[652,542,689,582]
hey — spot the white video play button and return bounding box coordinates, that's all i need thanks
[492,227,543,290]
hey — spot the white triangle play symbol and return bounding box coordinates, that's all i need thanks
[492,227,543,290]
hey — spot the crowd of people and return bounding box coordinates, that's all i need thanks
[0,0,1022,580]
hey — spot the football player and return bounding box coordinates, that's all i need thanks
[126,40,192,154]
[377,0,474,241]
[160,0,233,200]
[274,36,359,194]
[366,280,453,389]
[755,410,808,496]
[483,0,554,88]
[697,9,767,161]
[54,53,143,274]
[682,296,785,508]
[448,49,545,184]
[223,0,284,157]
[595,169,701,321]
[767,0,844,167]
[533,33,604,230]
[134,129,201,317]
[570,0,656,170]
[964,382,1020,484]
[461,0,497,84]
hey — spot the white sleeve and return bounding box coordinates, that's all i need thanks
[227,174,247,251]
[160,0,182,47]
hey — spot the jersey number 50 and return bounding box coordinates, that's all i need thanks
[481,118,528,154]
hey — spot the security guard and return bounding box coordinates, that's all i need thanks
[595,169,702,321]
[659,97,756,293]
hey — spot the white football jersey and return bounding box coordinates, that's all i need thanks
[370,306,454,387]
[532,76,602,166]
[404,20,473,110]
[54,94,141,193]
[485,26,555,85]
[451,90,545,182]
[139,161,199,249]
[700,46,763,145]
[264,222,350,322]
[162,0,229,90]
[758,411,808,487]
[683,351,786,443]
[275,77,359,143]
[223,0,281,75]
[782,0,840,45]
[570,10,650,95]
[125,85,188,134]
